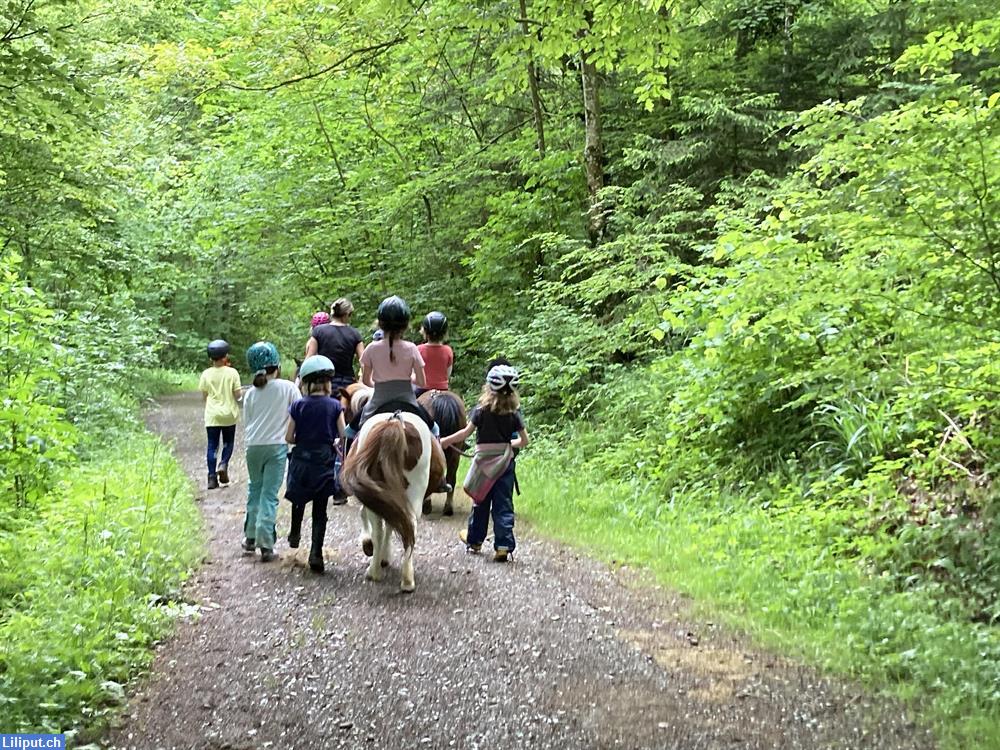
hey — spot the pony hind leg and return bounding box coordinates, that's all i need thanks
[400,543,415,593]
[364,511,386,582]
[443,450,460,516]
[360,506,374,558]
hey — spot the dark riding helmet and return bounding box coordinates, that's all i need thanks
[377,295,411,330]
[207,339,230,359]
[422,311,448,338]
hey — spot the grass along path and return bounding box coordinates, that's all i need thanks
[516,442,999,749]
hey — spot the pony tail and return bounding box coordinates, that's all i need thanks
[341,419,415,548]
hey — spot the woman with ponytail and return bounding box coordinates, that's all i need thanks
[305,297,364,392]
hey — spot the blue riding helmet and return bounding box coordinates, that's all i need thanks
[299,354,335,381]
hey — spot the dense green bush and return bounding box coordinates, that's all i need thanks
[0,431,201,737]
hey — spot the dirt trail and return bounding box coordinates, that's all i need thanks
[104,393,934,749]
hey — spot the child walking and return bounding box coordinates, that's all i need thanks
[415,310,453,397]
[441,364,529,562]
[199,339,242,490]
[284,355,346,574]
[241,342,300,562]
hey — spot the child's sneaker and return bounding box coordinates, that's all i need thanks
[241,538,255,553]
[217,465,230,484]
[493,547,510,563]
[207,475,219,490]
[260,548,277,562]
[459,529,481,553]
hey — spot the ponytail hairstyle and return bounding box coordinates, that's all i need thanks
[386,327,406,363]
[253,365,280,389]
[331,297,354,321]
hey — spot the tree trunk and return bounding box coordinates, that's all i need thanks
[519,0,545,158]
[581,51,604,245]
[888,0,909,61]
[782,3,795,82]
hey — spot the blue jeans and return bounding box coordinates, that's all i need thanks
[466,460,516,551]
[206,425,236,478]
[245,444,288,551]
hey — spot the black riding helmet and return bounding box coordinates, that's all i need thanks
[207,339,231,359]
[422,311,448,338]
[377,295,411,331]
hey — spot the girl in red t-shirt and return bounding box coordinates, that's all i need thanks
[415,310,453,396]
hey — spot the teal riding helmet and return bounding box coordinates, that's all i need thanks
[246,341,280,375]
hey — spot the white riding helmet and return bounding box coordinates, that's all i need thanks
[486,365,520,393]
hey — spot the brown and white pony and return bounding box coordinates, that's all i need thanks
[417,389,467,516]
[340,408,445,592]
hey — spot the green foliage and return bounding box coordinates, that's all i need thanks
[519,441,1000,748]
[0,255,77,509]
[3,0,1000,742]
[0,430,201,737]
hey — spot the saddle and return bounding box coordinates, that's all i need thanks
[349,398,435,433]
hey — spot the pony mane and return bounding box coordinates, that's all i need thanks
[418,390,467,441]
[349,385,373,422]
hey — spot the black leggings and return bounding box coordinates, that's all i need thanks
[290,497,328,549]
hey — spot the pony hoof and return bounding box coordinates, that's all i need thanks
[361,538,373,557]
[400,582,415,594]
[366,567,384,582]
[421,498,432,515]
[443,504,453,516]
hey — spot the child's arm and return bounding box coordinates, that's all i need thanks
[440,422,475,449]
[511,427,530,450]
[305,336,319,358]
[336,413,346,440]
[285,417,297,445]
[360,359,373,387]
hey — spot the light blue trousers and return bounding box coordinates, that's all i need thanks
[244,444,288,551]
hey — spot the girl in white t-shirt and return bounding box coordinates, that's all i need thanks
[241,341,300,562]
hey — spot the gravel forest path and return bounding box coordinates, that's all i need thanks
[104,392,934,750]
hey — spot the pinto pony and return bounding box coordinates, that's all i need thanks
[417,389,467,516]
[340,411,445,592]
